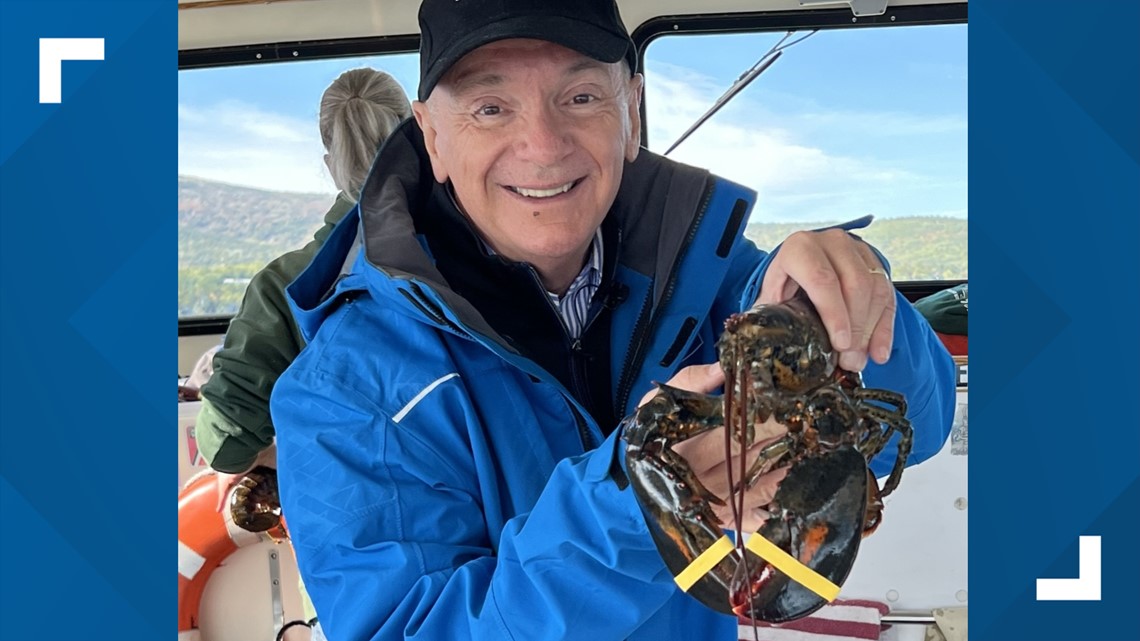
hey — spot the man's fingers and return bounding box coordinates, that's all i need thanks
[868,290,897,364]
[818,230,878,353]
[777,233,852,351]
[703,455,786,500]
[688,431,786,497]
[758,264,802,307]
[672,362,725,394]
[838,270,889,368]
[711,466,790,531]
[637,387,657,408]
[670,427,733,477]
[636,363,724,409]
[759,230,903,368]
[838,349,868,373]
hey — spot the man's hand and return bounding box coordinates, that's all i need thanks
[759,229,896,372]
[637,364,788,533]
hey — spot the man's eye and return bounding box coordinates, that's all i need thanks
[477,105,501,116]
[571,94,595,105]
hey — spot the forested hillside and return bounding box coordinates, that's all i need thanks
[179,176,334,316]
[743,217,967,281]
[180,176,967,317]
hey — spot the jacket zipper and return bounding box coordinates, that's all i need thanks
[614,184,716,414]
[402,283,472,340]
[566,399,593,452]
[526,266,598,450]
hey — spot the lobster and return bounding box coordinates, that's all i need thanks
[229,466,284,534]
[624,290,913,624]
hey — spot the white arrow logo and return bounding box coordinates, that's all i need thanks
[1036,535,1101,601]
[39,38,104,104]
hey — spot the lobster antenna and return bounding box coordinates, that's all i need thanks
[725,353,761,628]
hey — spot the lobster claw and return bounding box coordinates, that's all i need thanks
[229,466,283,533]
[639,382,725,427]
[734,447,868,623]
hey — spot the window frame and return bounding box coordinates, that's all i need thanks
[178,33,422,69]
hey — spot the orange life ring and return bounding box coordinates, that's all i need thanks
[177,470,286,640]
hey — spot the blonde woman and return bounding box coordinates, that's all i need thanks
[193,67,411,632]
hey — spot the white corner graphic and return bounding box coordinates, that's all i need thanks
[39,38,105,104]
[1036,535,1101,601]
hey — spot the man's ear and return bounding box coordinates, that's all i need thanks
[413,100,450,184]
[624,74,644,162]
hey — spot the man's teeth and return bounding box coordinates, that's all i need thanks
[513,182,574,198]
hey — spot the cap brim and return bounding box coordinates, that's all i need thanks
[420,15,632,101]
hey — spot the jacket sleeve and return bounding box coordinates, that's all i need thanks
[272,366,679,641]
[712,235,956,472]
[197,199,351,473]
[860,293,957,475]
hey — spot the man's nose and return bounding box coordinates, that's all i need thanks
[515,107,572,166]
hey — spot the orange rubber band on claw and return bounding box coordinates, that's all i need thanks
[744,534,840,601]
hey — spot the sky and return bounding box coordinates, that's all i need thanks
[178,23,967,225]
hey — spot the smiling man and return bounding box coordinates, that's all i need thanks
[415,38,641,294]
[269,1,957,640]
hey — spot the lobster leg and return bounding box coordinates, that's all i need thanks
[738,436,794,492]
[853,403,913,497]
[854,388,908,414]
[861,468,885,536]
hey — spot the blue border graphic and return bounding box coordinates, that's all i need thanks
[971,2,1139,640]
[1,0,1138,639]
[0,1,174,639]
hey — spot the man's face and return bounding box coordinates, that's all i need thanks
[414,39,643,271]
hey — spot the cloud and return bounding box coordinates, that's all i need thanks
[178,101,336,194]
[643,62,966,224]
[793,110,967,137]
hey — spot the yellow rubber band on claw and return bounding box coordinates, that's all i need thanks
[744,534,841,601]
[674,535,735,592]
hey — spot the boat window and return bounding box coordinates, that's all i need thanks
[644,23,967,282]
[178,53,420,319]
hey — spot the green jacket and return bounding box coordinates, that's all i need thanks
[196,192,355,473]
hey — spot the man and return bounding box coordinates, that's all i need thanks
[271,1,956,640]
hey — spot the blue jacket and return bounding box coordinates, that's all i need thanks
[271,121,956,641]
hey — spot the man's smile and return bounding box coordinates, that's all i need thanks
[505,177,585,200]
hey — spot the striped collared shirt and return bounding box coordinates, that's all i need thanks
[475,228,603,340]
[546,228,603,340]
[449,186,603,339]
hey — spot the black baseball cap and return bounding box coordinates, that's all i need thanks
[417,0,638,101]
